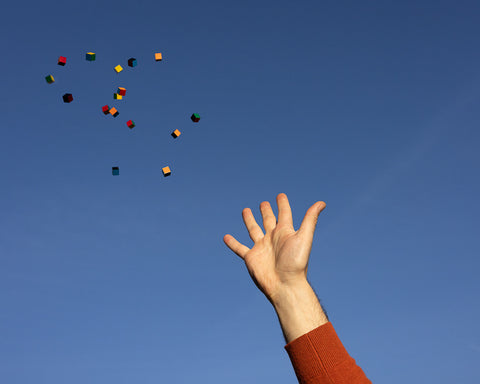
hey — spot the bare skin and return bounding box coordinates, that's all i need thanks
[223,193,326,305]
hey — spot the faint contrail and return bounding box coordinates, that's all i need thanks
[320,75,480,238]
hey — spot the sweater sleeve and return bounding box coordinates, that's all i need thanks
[284,322,371,384]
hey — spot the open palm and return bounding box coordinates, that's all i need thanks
[224,193,326,303]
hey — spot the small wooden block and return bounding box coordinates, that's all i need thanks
[112,167,119,176]
[114,93,123,100]
[109,107,119,117]
[45,75,55,84]
[58,56,67,66]
[114,65,123,73]
[128,58,137,67]
[171,129,181,138]
[102,105,110,114]
[117,87,126,96]
[155,52,163,61]
[162,166,171,177]
[63,93,73,103]
[126,120,135,129]
[86,52,96,61]
[191,113,200,122]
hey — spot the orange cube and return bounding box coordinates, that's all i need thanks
[162,166,171,177]
[109,107,119,117]
[155,52,163,61]
[171,129,181,138]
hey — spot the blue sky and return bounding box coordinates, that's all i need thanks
[1,0,479,383]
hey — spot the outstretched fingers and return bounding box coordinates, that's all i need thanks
[223,234,250,259]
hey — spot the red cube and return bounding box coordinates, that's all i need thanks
[117,87,126,96]
[126,120,135,129]
[63,93,73,103]
[102,105,110,115]
[58,56,67,66]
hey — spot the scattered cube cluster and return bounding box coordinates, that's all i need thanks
[46,51,201,180]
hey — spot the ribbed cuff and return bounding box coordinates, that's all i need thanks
[284,322,364,383]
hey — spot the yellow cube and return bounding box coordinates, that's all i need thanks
[162,166,171,177]
[114,65,123,73]
[114,93,123,100]
[155,52,163,61]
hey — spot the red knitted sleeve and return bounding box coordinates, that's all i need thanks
[284,322,372,384]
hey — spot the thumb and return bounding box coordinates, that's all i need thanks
[298,201,326,239]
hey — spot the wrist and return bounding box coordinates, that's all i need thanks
[272,281,329,344]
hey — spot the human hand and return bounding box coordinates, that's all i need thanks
[223,193,326,304]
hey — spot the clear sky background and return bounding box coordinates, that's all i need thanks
[1,0,479,383]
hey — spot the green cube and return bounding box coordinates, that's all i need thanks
[191,113,200,122]
[86,52,96,61]
[45,75,55,84]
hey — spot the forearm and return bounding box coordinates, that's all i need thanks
[272,281,329,344]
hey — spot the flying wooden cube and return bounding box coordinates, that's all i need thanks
[126,120,135,129]
[86,52,96,61]
[191,113,200,122]
[114,93,123,100]
[128,58,137,67]
[109,107,119,117]
[162,166,171,177]
[112,167,119,176]
[117,87,126,96]
[63,93,73,103]
[114,65,123,73]
[58,56,67,66]
[171,129,181,138]
[45,75,55,84]
[102,105,110,115]
[155,52,163,61]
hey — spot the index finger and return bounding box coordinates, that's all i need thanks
[277,193,293,228]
